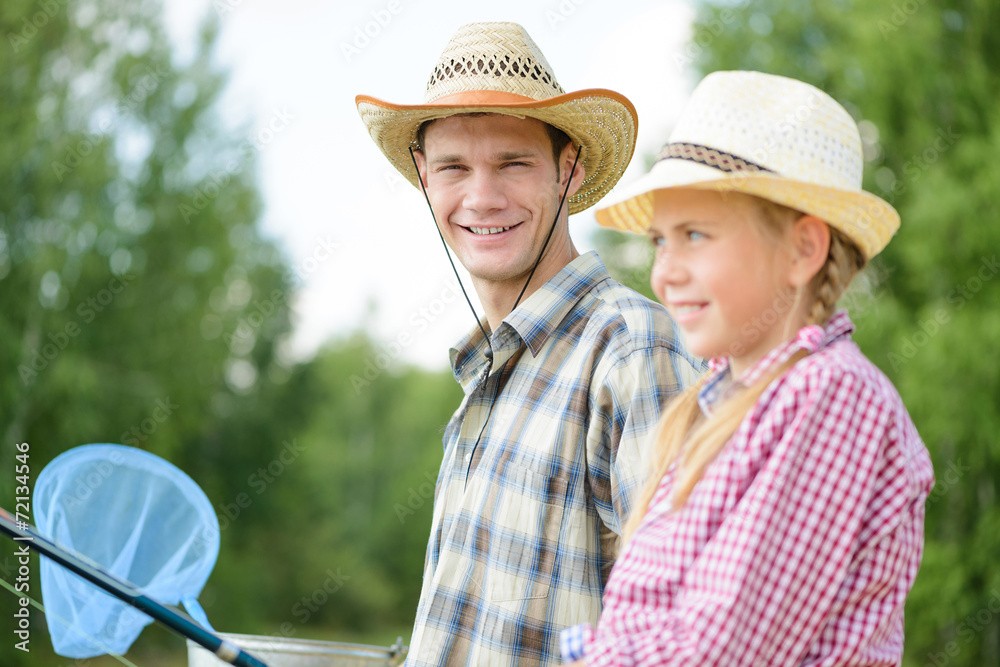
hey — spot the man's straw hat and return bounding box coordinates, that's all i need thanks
[356,22,638,215]
[595,70,899,260]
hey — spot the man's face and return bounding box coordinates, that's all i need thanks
[415,114,577,288]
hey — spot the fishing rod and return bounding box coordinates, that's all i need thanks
[0,506,268,667]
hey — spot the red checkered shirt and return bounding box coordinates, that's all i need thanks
[565,310,935,666]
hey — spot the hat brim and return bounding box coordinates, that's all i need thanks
[356,89,637,215]
[594,158,899,260]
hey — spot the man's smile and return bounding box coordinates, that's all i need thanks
[464,222,521,236]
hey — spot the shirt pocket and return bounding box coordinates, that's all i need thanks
[470,462,568,606]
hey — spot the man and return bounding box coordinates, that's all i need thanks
[356,22,701,666]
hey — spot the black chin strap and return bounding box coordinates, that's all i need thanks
[408,146,491,354]
[407,145,581,355]
[510,145,581,313]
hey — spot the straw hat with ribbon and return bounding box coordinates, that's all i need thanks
[356,22,638,215]
[595,70,899,260]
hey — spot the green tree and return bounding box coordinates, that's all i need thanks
[0,0,299,663]
[680,1,999,665]
[205,336,461,642]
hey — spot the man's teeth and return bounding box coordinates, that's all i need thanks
[470,226,512,235]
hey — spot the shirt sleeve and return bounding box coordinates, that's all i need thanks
[585,364,926,666]
[586,339,698,537]
[560,623,594,662]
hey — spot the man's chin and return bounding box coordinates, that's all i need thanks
[465,263,533,286]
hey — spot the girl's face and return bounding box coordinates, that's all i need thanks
[648,188,806,377]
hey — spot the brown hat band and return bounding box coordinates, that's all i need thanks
[656,142,776,175]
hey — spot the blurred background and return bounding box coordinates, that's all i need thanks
[1,0,998,665]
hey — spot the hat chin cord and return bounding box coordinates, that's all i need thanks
[408,146,581,484]
[407,145,581,360]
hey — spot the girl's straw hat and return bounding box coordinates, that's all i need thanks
[356,22,637,215]
[595,70,899,260]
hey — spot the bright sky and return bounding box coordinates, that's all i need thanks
[163,0,698,369]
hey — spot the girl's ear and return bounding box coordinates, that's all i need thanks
[788,215,831,287]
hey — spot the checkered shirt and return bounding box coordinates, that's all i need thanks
[562,310,935,666]
[405,251,703,666]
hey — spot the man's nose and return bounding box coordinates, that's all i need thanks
[463,171,507,213]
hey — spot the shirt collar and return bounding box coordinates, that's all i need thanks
[449,251,610,388]
[698,310,855,415]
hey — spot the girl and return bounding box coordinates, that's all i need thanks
[561,71,934,666]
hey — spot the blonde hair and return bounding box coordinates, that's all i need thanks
[622,196,866,541]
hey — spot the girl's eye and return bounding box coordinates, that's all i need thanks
[687,229,706,241]
[649,234,666,248]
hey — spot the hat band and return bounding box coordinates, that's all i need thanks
[428,90,539,106]
[656,142,776,174]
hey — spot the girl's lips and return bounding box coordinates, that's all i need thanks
[670,302,708,324]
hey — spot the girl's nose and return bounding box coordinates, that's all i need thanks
[650,246,685,299]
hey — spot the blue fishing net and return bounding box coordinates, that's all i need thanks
[32,443,219,658]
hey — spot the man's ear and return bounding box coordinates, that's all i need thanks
[412,149,428,187]
[789,215,831,287]
[558,143,586,197]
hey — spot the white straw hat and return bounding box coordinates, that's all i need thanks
[356,22,638,215]
[595,70,899,259]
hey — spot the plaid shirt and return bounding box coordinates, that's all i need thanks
[406,251,702,667]
[562,310,935,666]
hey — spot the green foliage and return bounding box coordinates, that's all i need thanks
[196,336,460,641]
[3,0,995,665]
[0,0,292,662]
[684,1,1000,664]
[0,0,461,664]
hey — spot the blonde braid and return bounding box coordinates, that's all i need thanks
[807,228,867,326]
[621,198,871,545]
